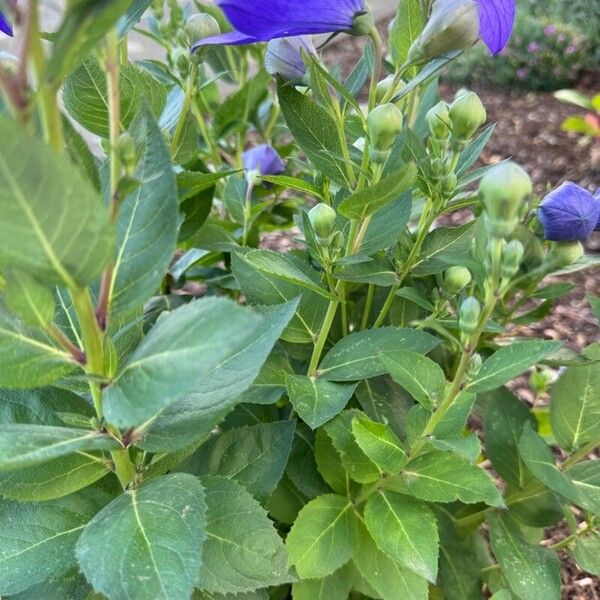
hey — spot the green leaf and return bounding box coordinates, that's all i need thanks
[467,341,563,393]
[76,474,206,600]
[193,592,268,600]
[278,83,349,186]
[109,109,179,320]
[353,520,428,600]
[351,415,407,474]
[318,327,439,382]
[243,249,337,301]
[140,300,297,452]
[104,298,261,428]
[285,423,329,498]
[325,410,381,484]
[63,56,165,138]
[291,564,353,600]
[3,270,55,327]
[286,374,356,429]
[314,428,348,495]
[338,164,417,219]
[261,175,323,199]
[182,421,295,500]
[198,476,291,594]
[488,513,561,600]
[402,451,504,506]
[0,486,110,595]
[10,568,94,600]
[118,0,153,37]
[286,493,358,579]
[364,490,439,581]
[573,535,600,576]
[550,364,600,451]
[0,117,114,288]
[518,423,579,502]
[389,0,424,67]
[567,461,600,515]
[380,350,446,409]
[0,424,119,471]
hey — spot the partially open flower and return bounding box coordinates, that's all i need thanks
[538,182,600,242]
[186,13,221,47]
[243,144,285,184]
[265,36,316,82]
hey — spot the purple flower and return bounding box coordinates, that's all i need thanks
[538,182,600,242]
[527,42,540,53]
[243,144,285,177]
[544,25,557,36]
[0,10,13,36]
[192,0,367,50]
[265,36,316,81]
[476,0,516,54]
[516,68,529,80]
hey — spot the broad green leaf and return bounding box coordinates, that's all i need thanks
[103,298,261,428]
[361,191,412,256]
[467,341,563,393]
[518,424,579,502]
[233,251,328,344]
[3,270,55,327]
[178,170,237,199]
[286,493,358,579]
[351,416,407,474]
[0,424,119,471]
[140,300,297,452]
[573,535,600,576]
[182,421,294,499]
[456,124,496,175]
[550,364,600,451]
[380,350,446,409]
[314,428,348,495]
[338,164,417,219]
[267,475,306,525]
[430,434,481,462]
[567,461,600,515]
[261,175,323,199]
[197,476,291,594]
[480,387,536,488]
[402,451,504,506]
[278,82,349,186]
[488,513,561,600]
[118,0,153,37]
[389,0,424,67]
[109,109,179,320]
[10,568,95,600]
[364,490,438,582]
[291,564,353,600]
[335,255,398,287]
[286,374,356,429]
[0,302,79,387]
[0,118,114,287]
[76,474,206,600]
[353,520,428,600]
[0,486,110,595]
[325,410,381,484]
[318,327,439,382]
[193,592,268,600]
[63,56,166,138]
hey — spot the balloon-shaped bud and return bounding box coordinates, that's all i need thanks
[442,172,458,198]
[501,240,525,278]
[426,101,451,140]
[308,203,337,245]
[479,162,532,238]
[350,12,376,36]
[546,241,584,268]
[444,266,472,295]
[265,36,316,82]
[367,103,403,163]
[449,90,487,145]
[376,75,406,104]
[459,296,481,334]
[407,0,479,66]
[186,13,221,45]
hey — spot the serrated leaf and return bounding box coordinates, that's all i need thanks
[351,415,407,474]
[286,493,358,579]
[364,490,439,581]
[389,0,424,67]
[197,476,291,593]
[291,564,353,600]
[76,474,206,600]
[3,270,55,327]
[314,428,348,495]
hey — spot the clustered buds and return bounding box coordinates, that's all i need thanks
[308,203,337,246]
[367,103,404,164]
[449,90,487,149]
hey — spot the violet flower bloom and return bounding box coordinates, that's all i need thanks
[192,0,367,51]
[265,36,317,81]
[0,10,13,36]
[476,0,516,54]
[243,144,286,178]
[538,182,600,242]
[594,189,600,231]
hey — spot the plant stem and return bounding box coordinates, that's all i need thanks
[333,101,356,188]
[361,284,375,330]
[242,180,255,246]
[367,28,383,112]
[308,296,340,375]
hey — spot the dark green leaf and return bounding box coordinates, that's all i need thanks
[351,415,407,474]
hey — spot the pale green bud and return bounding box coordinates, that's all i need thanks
[546,241,584,268]
[449,90,487,145]
[444,266,472,295]
[117,132,138,175]
[442,173,458,198]
[309,204,337,245]
[376,75,405,104]
[468,353,483,378]
[171,47,191,77]
[350,12,376,36]
[407,0,479,66]
[368,103,403,163]
[459,296,481,334]
[186,13,221,45]
[479,162,532,238]
[426,100,452,140]
[501,240,525,278]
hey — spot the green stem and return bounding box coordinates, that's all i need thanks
[242,180,255,246]
[190,99,221,165]
[367,28,383,112]
[308,296,340,375]
[171,64,197,155]
[333,101,356,188]
[361,284,375,330]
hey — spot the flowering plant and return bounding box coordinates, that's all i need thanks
[555,88,600,139]
[0,1,598,599]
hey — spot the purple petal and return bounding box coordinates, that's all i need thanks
[265,36,316,80]
[243,144,286,177]
[192,30,261,51]
[594,188,600,231]
[476,0,516,54]
[0,11,13,36]
[539,182,600,242]
[216,0,365,41]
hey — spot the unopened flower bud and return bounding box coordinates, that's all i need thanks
[501,240,525,279]
[429,158,446,182]
[350,12,376,37]
[266,36,316,82]
[545,241,584,268]
[442,173,458,198]
[444,266,472,295]
[449,90,486,146]
[407,0,479,66]
[459,296,481,334]
[376,74,405,103]
[171,47,190,77]
[426,100,452,140]
[368,103,403,163]
[479,162,532,238]
[309,203,337,245]
[468,353,483,378]
[186,13,221,46]
[117,132,138,175]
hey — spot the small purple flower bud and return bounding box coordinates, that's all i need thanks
[538,182,600,242]
[242,144,285,183]
[265,36,316,82]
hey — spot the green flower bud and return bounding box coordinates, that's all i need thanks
[308,203,337,245]
[407,0,479,66]
[442,172,458,198]
[479,162,532,239]
[467,353,483,378]
[368,103,403,163]
[449,90,486,146]
[117,132,138,175]
[501,239,525,278]
[546,241,584,268]
[171,47,191,78]
[429,158,446,182]
[444,266,472,295]
[186,13,221,46]
[426,101,451,140]
[376,75,406,104]
[459,296,481,335]
[350,12,376,36]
